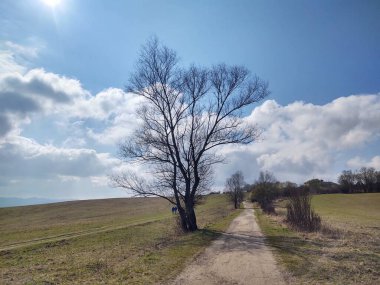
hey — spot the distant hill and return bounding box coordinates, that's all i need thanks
[0,197,64,208]
[304,179,341,194]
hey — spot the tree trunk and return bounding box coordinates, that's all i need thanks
[186,202,198,231]
[177,206,189,231]
[177,201,198,232]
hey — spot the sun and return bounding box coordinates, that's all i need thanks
[42,0,61,7]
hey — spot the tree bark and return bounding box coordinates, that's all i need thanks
[176,202,198,232]
[186,202,198,231]
[177,206,188,231]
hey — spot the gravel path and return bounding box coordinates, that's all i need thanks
[172,203,286,285]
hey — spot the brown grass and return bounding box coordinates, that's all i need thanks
[256,193,380,285]
[0,194,240,284]
[0,197,171,249]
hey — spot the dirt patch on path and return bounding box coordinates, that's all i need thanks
[172,203,286,285]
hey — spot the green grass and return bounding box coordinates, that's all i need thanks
[256,193,380,285]
[312,193,380,228]
[0,194,240,284]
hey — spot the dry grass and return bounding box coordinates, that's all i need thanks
[0,197,171,249]
[0,194,240,284]
[256,193,380,285]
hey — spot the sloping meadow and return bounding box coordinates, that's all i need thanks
[0,194,240,284]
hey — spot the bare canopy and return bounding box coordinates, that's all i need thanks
[112,38,269,231]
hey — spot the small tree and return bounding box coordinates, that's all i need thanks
[304,179,323,194]
[338,170,355,193]
[251,171,278,213]
[376,171,380,192]
[357,167,377,193]
[225,171,245,209]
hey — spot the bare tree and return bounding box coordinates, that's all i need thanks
[338,170,356,193]
[225,171,245,209]
[112,38,269,232]
[357,167,377,193]
[257,170,277,186]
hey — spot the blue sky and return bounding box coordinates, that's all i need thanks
[0,0,379,203]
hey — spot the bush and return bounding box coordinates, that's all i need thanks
[251,184,278,214]
[286,187,321,231]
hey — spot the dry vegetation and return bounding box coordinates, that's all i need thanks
[0,194,240,284]
[0,197,170,250]
[256,193,380,285]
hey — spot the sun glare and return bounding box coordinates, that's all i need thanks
[42,0,61,7]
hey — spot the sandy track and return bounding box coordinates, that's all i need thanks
[172,203,285,285]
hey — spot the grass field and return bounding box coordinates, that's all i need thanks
[256,193,380,285]
[0,197,171,249]
[0,194,240,284]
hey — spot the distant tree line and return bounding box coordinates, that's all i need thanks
[338,167,380,193]
[243,167,379,211]
[236,167,379,232]
[225,167,379,231]
[246,167,380,200]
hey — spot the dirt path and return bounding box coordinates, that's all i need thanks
[172,203,286,285]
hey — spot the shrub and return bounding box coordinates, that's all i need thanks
[286,187,321,231]
[251,183,278,213]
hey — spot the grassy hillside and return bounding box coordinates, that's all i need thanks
[0,197,171,249]
[256,193,380,285]
[0,194,241,284]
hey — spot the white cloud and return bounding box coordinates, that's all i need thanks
[0,136,121,180]
[0,41,42,75]
[0,50,26,74]
[347,156,380,170]
[68,88,135,119]
[58,175,81,182]
[0,67,91,138]
[0,42,142,200]
[216,94,380,184]
[1,68,89,104]
[249,95,380,149]
[4,41,39,59]
[0,42,141,144]
[1,41,379,199]
[68,88,143,145]
[90,176,110,187]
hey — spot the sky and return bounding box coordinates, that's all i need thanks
[0,0,379,202]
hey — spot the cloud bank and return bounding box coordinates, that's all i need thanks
[0,41,379,199]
